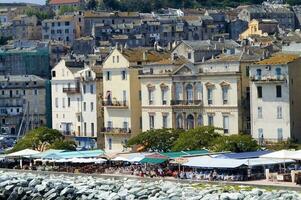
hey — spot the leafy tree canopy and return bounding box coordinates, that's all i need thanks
[9,127,76,153]
[172,126,220,151]
[25,7,54,20]
[127,128,181,152]
[212,134,259,153]
[59,5,80,15]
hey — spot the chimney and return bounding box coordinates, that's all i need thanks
[202,57,205,63]
[120,44,123,53]
[154,41,158,51]
[143,51,148,61]
[115,42,119,50]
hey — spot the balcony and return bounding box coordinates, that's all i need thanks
[250,75,286,83]
[103,100,128,109]
[63,87,80,94]
[103,127,131,135]
[170,100,202,106]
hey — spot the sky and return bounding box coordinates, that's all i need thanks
[0,0,45,5]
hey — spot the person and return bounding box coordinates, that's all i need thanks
[209,171,213,181]
[213,170,218,181]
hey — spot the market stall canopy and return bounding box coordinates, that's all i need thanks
[5,149,40,158]
[111,156,130,162]
[43,149,105,160]
[183,156,247,168]
[32,149,66,159]
[160,149,209,159]
[284,150,301,160]
[259,150,296,159]
[216,151,272,159]
[140,153,168,164]
[242,158,295,166]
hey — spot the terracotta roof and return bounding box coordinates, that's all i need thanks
[49,0,81,5]
[153,56,188,65]
[121,48,170,63]
[256,53,300,65]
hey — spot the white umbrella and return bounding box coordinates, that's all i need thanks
[260,150,296,159]
[5,149,40,158]
[94,158,107,164]
[111,156,130,162]
[284,150,301,160]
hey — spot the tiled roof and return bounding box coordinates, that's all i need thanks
[121,48,170,63]
[256,53,300,65]
[49,0,81,5]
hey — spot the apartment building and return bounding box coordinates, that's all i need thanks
[0,75,48,136]
[51,59,104,149]
[42,15,80,45]
[102,47,169,153]
[249,53,301,143]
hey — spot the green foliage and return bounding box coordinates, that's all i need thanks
[10,127,76,152]
[59,5,80,15]
[25,7,54,20]
[127,128,181,152]
[212,134,259,153]
[172,126,220,151]
[50,140,77,151]
[87,0,98,10]
[265,139,299,151]
[0,36,12,45]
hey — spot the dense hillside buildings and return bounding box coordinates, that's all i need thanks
[51,59,104,149]
[249,53,301,143]
[49,0,85,14]
[0,75,49,136]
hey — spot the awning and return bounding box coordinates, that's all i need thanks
[140,157,168,164]
[215,150,272,159]
[160,149,209,159]
[43,149,105,160]
[31,149,66,159]
[243,158,295,166]
[5,149,40,158]
[284,150,301,160]
[183,156,247,168]
[259,150,296,159]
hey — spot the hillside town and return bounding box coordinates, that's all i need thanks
[1,0,301,153]
[3,0,301,198]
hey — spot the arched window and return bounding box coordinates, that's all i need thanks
[195,83,202,101]
[197,114,203,126]
[187,114,194,129]
[186,84,193,103]
[176,114,183,129]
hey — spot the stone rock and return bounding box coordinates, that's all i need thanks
[44,188,57,198]
[4,185,14,191]
[7,191,18,200]
[35,184,47,192]
[29,179,41,188]
[60,187,75,196]
[45,193,58,200]
[118,189,128,198]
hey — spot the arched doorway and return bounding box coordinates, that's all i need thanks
[187,114,194,129]
[197,114,203,127]
[176,114,183,129]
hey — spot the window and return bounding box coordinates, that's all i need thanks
[68,97,70,107]
[77,115,80,122]
[113,56,115,63]
[84,122,87,136]
[121,70,126,80]
[223,115,229,134]
[139,90,142,101]
[276,85,282,98]
[65,29,69,33]
[107,121,113,129]
[65,21,70,26]
[277,128,283,142]
[207,88,213,105]
[161,89,167,105]
[277,106,282,119]
[246,66,249,77]
[106,71,111,80]
[83,84,86,93]
[188,52,192,59]
[91,123,94,137]
[257,86,262,98]
[123,121,128,131]
[222,87,228,104]
[208,114,214,126]
[258,106,263,119]
[148,89,154,105]
[108,138,112,150]
[256,69,262,80]
[149,115,154,129]
[23,90,26,95]
[162,115,168,128]
[117,55,119,63]
[197,114,203,126]
[90,85,94,93]
[62,98,65,108]
[34,89,38,95]
[52,71,56,77]
[91,102,94,111]
[275,68,281,79]
[55,97,58,108]
[83,102,86,111]
[258,128,263,142]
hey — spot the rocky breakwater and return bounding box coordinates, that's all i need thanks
[0,171,301,200]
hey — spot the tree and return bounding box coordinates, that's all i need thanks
[265,139,299,151]
[9,127,76,152]
[50,140,77,151]
[59,5,79,15]
[25,7,54,20]
[212,134,259,153]
[127,128,181,152]
[87,0,98,10]
[172,126,220,151]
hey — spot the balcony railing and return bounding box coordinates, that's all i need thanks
[170,100,202,106]
[63,87,80,94]
[250,75,286,83]
[103,100,128,108]
[103,127,131,134]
